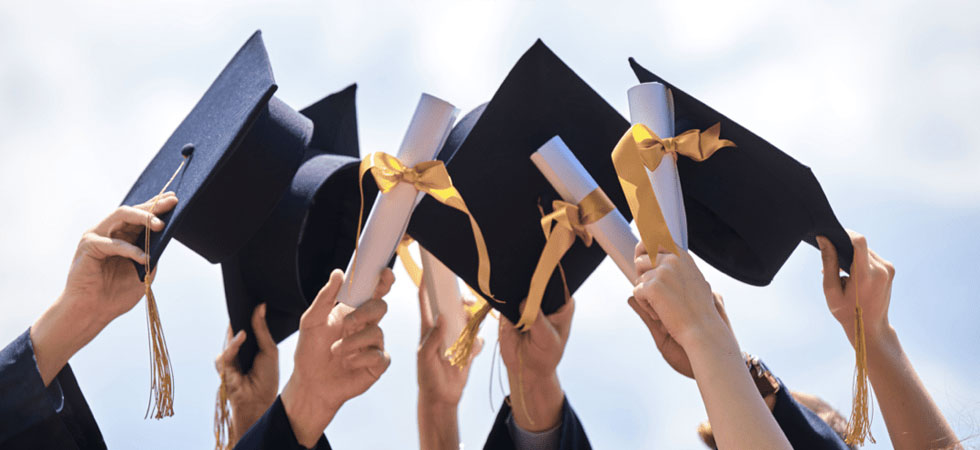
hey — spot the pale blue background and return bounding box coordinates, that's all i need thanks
[1,1,978,448]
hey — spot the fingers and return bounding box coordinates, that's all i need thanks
[345,348,391,378]
[343,298,389,336]
[332,325,384,356]
[816,236,843,297]
[216,329,246,373]
[418,285,434,336]
[418,314,446,358]
[81,232,147,263]
[135,191,179,213]
[251,303,276,354]
[634,241,647,260]
[635,253,654,280]
[303,269,344,327]
[372,268,396,300]
[546,297,575,340]
[847,230,870,276]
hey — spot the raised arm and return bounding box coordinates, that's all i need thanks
[416,287,483,450]
[817,232,959,450]
[631,242,791,450]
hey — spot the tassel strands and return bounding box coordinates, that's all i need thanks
[446,300,491,368]
[213,371,233,450]
[142,147,191,419]
[844,291,875,445]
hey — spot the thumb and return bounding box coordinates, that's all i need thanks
[420,314,446,358]
[816,236,842,297]
[304,269,344,327]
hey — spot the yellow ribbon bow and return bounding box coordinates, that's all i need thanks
[516,188,615,331]
[355,152,494,298]
[611,123,734,256]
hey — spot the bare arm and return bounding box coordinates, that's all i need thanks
[818,233,959,450]
[632,243,790,450]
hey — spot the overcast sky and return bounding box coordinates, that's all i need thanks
[1,0,979,448]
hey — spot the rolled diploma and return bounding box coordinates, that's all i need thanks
[531,136,639,281]
[627,82,688,250]
[419,246,465,350]
[339,94,459,306]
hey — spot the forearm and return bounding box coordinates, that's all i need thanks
[506,371,563,432]
[866,326,958,450]
[418,398,459,450]
[686,326,791,450]
[30,295,107,386]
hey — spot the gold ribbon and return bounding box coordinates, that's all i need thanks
[611,123,734,256]
[516,188,615,331]
[354,152,494,298]
[396,234,423,288]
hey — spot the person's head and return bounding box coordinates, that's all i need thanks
[696,391,856,450]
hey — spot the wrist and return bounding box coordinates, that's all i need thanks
[281,374,339,447]
[417,398,460,450]
[30,294,107,385]
[418,392,459,417]
[676,315,737,356]
[507,370,563,432]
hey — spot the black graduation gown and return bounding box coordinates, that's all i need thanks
[0,329,105,449]
[234,396,331,450]
[484,396,591,450]
[773,380,851,450]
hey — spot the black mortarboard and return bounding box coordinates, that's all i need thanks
[628,58,853,285]
[120,31,316,278]
[407,40,631,324]
[221,85,377,371]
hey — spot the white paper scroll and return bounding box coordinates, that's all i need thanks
[531,136,639,281]
[339,94,459,307]
[627,82,688,250]
[419,246,465,350]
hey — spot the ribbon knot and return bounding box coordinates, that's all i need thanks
[355,152,494,299]
[516,188,615,331]
[545,201,593,247]
[612,123,735,257]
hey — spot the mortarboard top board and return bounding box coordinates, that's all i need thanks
[221,84,379,372]
[628,57,853,285]
[407,40,631,325]
[120,30,316,279]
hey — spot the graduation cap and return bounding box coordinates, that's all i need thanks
[627,57,852,285]
[406,40,631,327]
[220,84,372,372]
[120,30,314,278]
[118,30,350,419]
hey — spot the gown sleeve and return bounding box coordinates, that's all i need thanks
[0,328,105,449]
[483,395,591,450]
[234,396,331,450]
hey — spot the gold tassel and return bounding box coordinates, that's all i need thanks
[515,343,535,428]
[141,152,188,419]
[445,301,491,368]
[213,372,233,450]
[844,292,875,445]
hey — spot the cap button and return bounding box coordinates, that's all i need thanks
[181,143,195,157]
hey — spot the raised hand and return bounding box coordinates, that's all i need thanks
[416,288,483,450]
[215,304,279,445]
[817,231,893,344]
[280,268,394,448]
[631,242,790,450]
[31,192,178,385]
[498,298,574,432]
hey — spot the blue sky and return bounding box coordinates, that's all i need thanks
[1,0,978,448]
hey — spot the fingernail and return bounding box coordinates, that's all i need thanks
[152,218,164,227]
[260,303,267,317]
[235,330,245,340]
